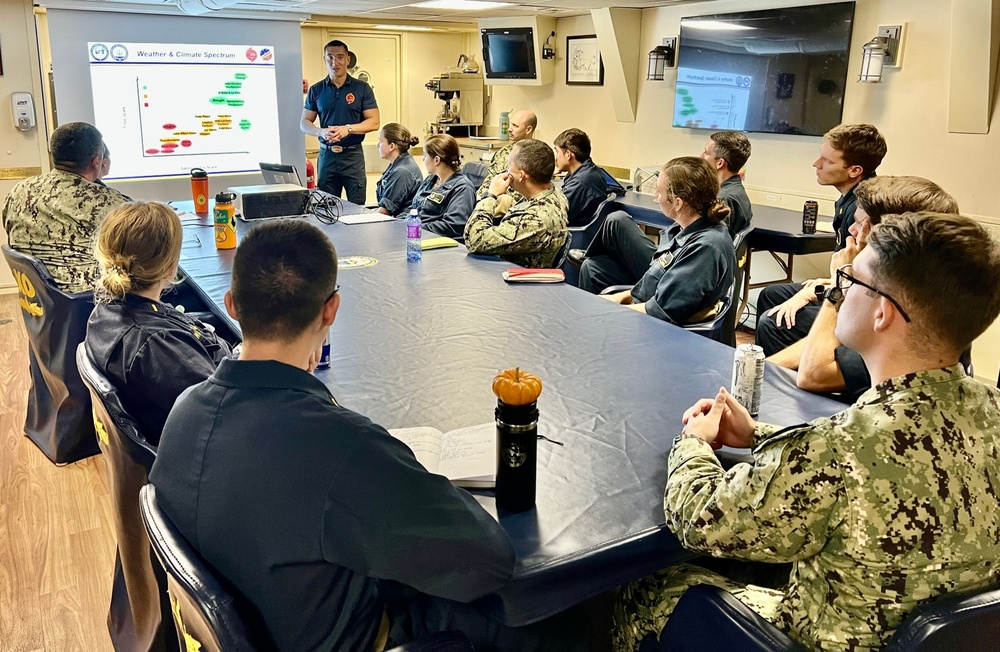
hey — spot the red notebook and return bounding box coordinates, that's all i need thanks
[502,268,566,283]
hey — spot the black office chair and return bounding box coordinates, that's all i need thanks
[683,282,735,344]
[76,344,177,652]
[2,244,98,464]
[568,192,618,252]
[461,162,489,189]
[723,223,755,347]
[562,194,620,287]
[139,485,477,651]
[654,580,1000,652]
[551,235,573,271]
[597,279,733,344]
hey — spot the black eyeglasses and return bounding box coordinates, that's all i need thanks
[835,264,911,322]
[325,284,340,303]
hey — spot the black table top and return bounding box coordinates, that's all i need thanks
[614,191,837,256]
[176,211,846,626]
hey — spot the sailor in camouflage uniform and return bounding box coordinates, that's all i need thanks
[476,110,537,209]
[614,212,1000,651]
[2,122,129,293]
[464,139,568,269]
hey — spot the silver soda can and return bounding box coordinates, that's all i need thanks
[731,343,765,416]
[316,332,331,370]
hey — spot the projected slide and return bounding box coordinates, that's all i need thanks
[89,42,280,180]
[673,67,753,131]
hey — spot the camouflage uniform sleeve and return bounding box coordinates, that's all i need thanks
[477,144,513,199]
[664,427,844,562]
[464,196,500,245]
[464,198,558,261]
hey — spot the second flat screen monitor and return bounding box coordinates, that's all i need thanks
[674,2,856,137]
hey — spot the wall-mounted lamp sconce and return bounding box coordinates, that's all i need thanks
[542,31,556,60]
[646,37,677,81]
[858,24,903,83]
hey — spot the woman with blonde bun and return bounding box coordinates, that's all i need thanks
[85,201,231,444]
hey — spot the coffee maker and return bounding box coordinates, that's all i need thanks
[425,71,485,131]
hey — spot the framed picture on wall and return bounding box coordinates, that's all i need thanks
[566,35,603,86]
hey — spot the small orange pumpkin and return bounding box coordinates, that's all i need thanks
[492,367,543,406]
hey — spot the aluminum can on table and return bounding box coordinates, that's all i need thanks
[731,343,765,417]
[316,332,331,370]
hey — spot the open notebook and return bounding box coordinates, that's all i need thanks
[389,423,496,488]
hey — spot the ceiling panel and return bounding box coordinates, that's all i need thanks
[73,0,704,19]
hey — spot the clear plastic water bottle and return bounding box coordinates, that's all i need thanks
[406,209,422,262]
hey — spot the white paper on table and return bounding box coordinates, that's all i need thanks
[338,213,396,225]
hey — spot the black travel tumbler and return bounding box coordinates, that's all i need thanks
[495,399,538,512]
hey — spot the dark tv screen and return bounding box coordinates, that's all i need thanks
[674,2,855,136]
[482,28,536,79]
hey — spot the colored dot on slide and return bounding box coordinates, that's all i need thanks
[227,99,245,107]
[146,149,160,154]
[163,123,176,130]
[181,140,192,147]
[211,97,227,104]
[235,73,247,80]
[239,120,251,130]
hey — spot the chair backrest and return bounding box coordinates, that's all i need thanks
[76,344,177,651]
[2,244,97,463]
[461,161,489,189]
[552,234,573,271]
[683,281,735,344]
[140,484,257,652]
[883,581,1000,651]
[569,192,618,251]
[719,223,755,347]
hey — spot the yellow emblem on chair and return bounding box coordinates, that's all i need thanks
[93,413,109,446]
[171,594,204,652]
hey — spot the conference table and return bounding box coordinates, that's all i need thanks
[173,199,845,627]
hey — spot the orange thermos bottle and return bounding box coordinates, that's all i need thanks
[190,168,209,216]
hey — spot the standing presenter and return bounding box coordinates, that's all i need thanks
[301,39,380,205]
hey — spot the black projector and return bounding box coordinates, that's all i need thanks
[229,184,310,220]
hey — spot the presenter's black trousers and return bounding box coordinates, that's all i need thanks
[318,146,366,206]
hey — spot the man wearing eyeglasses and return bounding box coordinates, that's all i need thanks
[613,212,1000,651]
[769,176,959,402]
[2,121,129,292]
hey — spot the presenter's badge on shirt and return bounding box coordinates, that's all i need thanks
[657,252,675,269]
[346,93,356,105]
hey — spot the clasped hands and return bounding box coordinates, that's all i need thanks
[324,125,351,143]
[681,387,756,448]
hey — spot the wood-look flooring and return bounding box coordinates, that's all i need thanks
[0,292,115,651]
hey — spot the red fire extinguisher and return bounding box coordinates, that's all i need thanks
[306,159,316,189]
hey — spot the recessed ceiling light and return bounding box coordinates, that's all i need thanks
[411,0,512,10]
[373,24,435,31]
[685,21,755,31]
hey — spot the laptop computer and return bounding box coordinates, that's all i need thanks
[259,162,303,187]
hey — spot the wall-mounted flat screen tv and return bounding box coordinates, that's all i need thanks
[482,27,537,80]
[674,2,855,136]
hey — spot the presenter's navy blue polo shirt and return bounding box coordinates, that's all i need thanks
[304,74,378,148]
